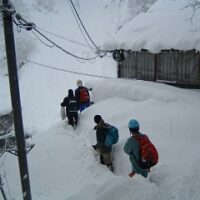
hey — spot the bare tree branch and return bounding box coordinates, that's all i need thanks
[182,0,200,22]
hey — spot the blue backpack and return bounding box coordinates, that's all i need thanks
[105,125,119,147]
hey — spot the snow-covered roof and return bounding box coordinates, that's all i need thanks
[103,0,200,53]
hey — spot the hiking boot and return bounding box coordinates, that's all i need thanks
[100,154,105,164]
[92,145,97,150]
[72,124,76,130]
[107,164,114,172]
[128,171,135,177]
[74,117,78,126]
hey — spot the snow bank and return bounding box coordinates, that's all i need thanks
[104,0,200,52]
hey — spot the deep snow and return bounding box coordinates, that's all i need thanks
[1,0,200,200]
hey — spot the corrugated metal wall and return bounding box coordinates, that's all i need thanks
[118,49,200,86]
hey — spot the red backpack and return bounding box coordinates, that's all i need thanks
[79,88,90,102]
[133,134,158,169]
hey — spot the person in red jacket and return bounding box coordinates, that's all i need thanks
[75,80,90,112]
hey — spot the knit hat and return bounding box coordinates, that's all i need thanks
[68,89,73,96]
[128,119,139,129]
[94,115,102,124]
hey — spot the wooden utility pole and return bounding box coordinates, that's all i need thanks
[2,0,32,199]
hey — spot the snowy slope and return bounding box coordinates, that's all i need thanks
[1,0,200,200]
[3,79,200,200]
[104,0,200,52]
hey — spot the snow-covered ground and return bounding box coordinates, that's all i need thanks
[1,0,200,200]
[2,78,200,200]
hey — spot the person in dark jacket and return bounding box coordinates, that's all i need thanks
[93,115,113,171]
[60,89,78,128]
[124,119,149,178]
[75,80,90,112]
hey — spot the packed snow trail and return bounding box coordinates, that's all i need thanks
[3,79,200,200]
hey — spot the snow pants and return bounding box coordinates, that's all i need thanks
[66,111,78,126]
[95,147,112,166]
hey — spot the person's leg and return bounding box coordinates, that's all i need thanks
[79,104,85,112]
[79,102,90,112]
[103,152,113,171]
[67,112,74,126]
[85,102,90,109]
[73,112,78,126]
[92,145,105,164]
[100,154,105,164]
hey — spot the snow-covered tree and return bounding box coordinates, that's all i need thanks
[105,0,157,31]
[0,0,34,75]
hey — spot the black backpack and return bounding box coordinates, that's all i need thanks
[68,98,78,112]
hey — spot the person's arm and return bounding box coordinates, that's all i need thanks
[124,138,133,155]
[61,97,67,107]
[124,137,140,160]
[75,88,79,101]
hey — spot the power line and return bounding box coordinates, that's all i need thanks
[32,27,99,60]
[14,13,100,61]
[2,3,113,60]
[2,3,114,61]
[36,26,91,49]
[68,0,96,53]
[25,59,114,79]
[68,0,100,51]
[31,30,55,48]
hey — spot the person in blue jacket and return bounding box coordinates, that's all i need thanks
[124,119,149,178]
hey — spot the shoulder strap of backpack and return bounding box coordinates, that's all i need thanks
[133,133,145,142]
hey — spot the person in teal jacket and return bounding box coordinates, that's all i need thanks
[124,119,149,178]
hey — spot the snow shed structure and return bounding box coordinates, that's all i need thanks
[117,49,200,87]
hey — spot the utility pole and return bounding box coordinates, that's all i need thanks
[2,0,32,199]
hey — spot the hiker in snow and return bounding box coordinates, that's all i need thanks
[124,119,158,178]
[60,89,78,128]
[92,115,113,171]
[75,80,90,112]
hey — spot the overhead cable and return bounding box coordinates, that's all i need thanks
[31,30,55,48]
[2,3,112,60]
[36,26,91,49]
[68,1,96,53]
[14,13,99,61]
[25,59,114,79]
[34,27,99,60]
[68,0,100,51]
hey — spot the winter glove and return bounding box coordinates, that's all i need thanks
[128,171,135,177]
